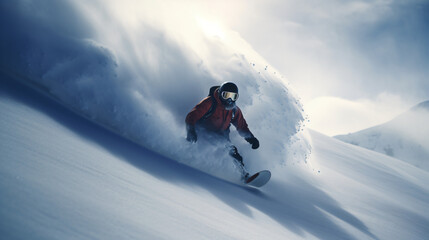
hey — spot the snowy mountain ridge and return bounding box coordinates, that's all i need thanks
[335,100,429,171]
[412,100,429,111]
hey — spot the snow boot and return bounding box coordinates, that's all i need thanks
[229,146,249,180]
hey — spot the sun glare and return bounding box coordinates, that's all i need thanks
[196,17,225,39]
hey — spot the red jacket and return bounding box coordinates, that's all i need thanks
[186,89,253,138]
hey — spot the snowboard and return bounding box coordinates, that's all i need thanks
[244,170,271,188]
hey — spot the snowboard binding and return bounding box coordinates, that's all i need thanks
[229,145,271,187]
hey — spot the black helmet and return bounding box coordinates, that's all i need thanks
[219,82,239,110]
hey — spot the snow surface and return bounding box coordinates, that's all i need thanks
[335,101,429,171]
[1,76,429,240]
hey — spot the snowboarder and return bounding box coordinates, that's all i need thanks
[185,82,259,180]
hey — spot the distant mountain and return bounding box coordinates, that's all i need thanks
[411,100,429,111]
[335,101,429,171]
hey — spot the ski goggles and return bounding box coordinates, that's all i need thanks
[221,91,239,101]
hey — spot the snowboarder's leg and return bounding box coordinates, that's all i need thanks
[228,145,249,180]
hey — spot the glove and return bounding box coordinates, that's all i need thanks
[186,125,197,143]
[245,136,259,149]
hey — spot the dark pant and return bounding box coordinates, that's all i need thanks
[196,126,248,177]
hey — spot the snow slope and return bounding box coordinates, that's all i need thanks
[335,101,429,171]
[1,74,429,240]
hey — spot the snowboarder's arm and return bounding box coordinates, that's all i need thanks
[232,108,259,149]
[185,97,213,126]
[232,108,253,138]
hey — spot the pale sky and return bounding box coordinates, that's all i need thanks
[190,0,429,135]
